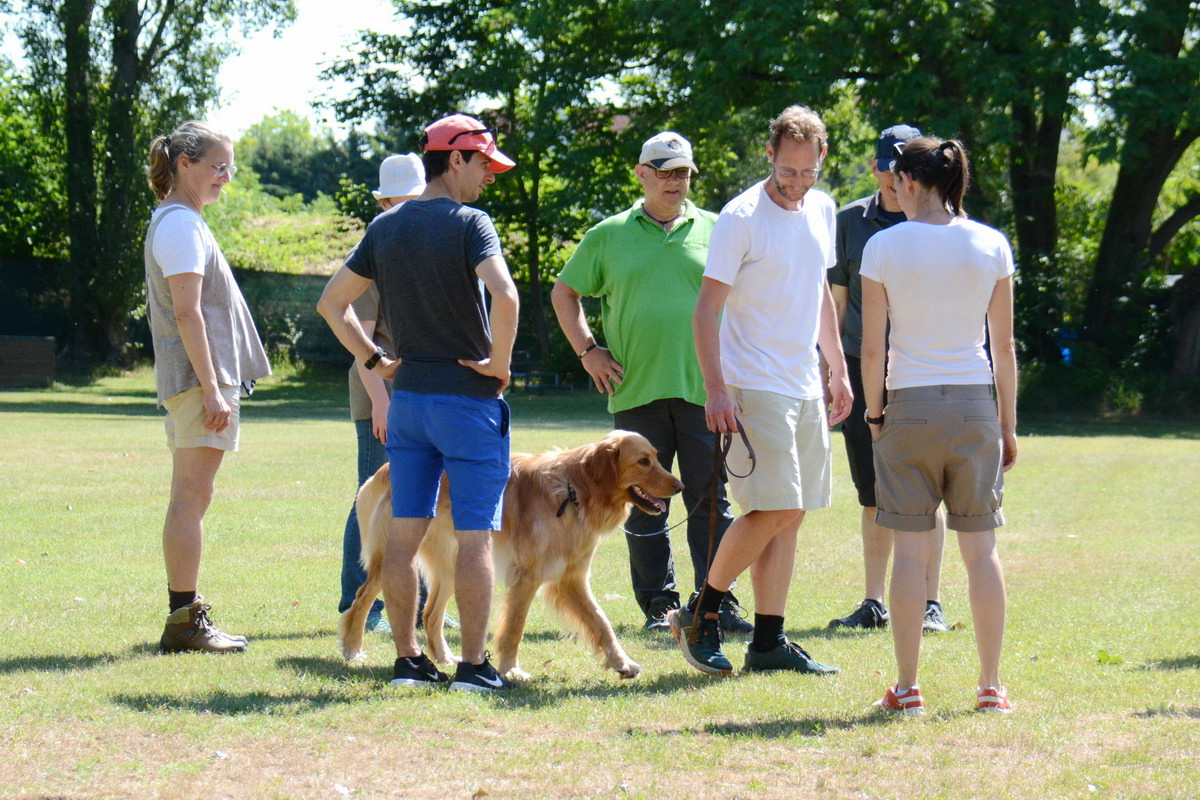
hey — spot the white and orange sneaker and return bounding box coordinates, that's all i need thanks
[976,686,1013,713]
[873,684,925,715]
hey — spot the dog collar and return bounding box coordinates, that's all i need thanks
[555,484,579,518]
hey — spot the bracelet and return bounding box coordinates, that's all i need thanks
[363,346,386,370]
[578,342,598,359]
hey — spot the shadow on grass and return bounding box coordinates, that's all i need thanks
[0,653,125,674]
[277,655,392,684]
[1134,706,1200,719]
[112,689,358,716]
[1141,655,1200,670]
[688,713,893,738]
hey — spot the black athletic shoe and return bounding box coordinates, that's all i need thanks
[644,595,680,633]
[828,599,889,630]
[390,654,449,687]
[718,598,755,634]
[450,655,514,693]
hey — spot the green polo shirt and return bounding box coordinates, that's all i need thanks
[558,199,717,414]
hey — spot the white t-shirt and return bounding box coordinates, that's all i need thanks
[860,217,1014,389]
[704,181,837,400]
[151,204,212,277]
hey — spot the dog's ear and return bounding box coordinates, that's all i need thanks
[590,433,624,491]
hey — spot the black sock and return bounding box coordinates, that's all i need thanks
[690,582,727,616]
[168,588,197,612]
[750,614,786,652]
[865,597,886,611]
[927,599,941,608]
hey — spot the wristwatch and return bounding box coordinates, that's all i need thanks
[363,346,386,370]
[864,409,885,425]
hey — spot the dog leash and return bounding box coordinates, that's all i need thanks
[687,419,754,643]
[618,419,755,538]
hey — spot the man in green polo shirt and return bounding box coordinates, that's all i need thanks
[551,131,751,635]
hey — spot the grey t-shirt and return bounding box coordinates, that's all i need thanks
[344,197,504,397]
[828,192,906,359]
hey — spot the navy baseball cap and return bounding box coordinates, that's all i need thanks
[875,125,922,170]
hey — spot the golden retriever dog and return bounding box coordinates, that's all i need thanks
[339,429,684,680]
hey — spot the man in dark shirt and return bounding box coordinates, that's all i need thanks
[826,124,949,634]
[319,114,521,691]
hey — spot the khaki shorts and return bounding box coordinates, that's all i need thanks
[725,386,831,512]
[163,385,241,452]
[872,384,1004,532]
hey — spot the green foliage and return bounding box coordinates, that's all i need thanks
[237,110,381,201]
[204,171,362,275]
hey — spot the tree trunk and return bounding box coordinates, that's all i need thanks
[1081,125,1194,359]
[1170,269,1200,383]
[1008,81,1069,364]
[97,0,143,364]
[60,0,99,360]
[524,155,552,364]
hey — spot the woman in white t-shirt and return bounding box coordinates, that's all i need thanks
[860,137,1018,715]
[144,121,269,654]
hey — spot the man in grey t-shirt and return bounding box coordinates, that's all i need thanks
[319,114,521,692]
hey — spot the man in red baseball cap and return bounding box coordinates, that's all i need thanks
[319,111,520,693]
[421,113,516,173]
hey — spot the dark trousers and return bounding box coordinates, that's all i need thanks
[340,419,387,616]
[613,398,734,615]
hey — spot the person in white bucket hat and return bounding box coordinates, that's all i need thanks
[372,153,426,207]
[337,153,427,635]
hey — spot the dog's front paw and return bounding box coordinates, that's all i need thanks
[342,648,366,662]
[615,659,642,680]
[504,666,531,682]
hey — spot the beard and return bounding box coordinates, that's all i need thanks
[770,173,810,203]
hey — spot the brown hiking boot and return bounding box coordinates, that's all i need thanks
[160,599,248,654]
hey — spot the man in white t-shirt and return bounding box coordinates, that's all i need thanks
[668,105,853,676]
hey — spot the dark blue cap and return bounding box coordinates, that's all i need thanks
[875,125,922,170]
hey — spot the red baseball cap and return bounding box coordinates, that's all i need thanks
[422,114,516,173]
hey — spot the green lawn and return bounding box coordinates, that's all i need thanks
[1,368,1197,799]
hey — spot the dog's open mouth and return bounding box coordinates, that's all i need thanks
[628,485,669,515]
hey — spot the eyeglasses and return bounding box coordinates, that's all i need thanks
[204,160,238,178]
[447,127,491,145]
[649,166,692,180]
[773,165,821,180]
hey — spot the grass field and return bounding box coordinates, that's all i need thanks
[1,367,1198,800]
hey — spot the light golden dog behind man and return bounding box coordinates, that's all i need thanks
[339,430,684,680]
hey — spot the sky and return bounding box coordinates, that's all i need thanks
[0,0,406,138]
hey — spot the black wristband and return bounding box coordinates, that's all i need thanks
[864,409,885,425]
[578,342,598,359]
[363,346,385,370]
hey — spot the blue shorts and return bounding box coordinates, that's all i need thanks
[385,390,511,531]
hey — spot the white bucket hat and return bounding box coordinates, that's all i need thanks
[373,153,426,200]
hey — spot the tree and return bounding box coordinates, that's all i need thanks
[1081,0,1200,368]
[238,109,380,201]
[13,0,295,363]
[327,0,649,365]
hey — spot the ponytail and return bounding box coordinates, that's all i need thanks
[144,121,231,201]
[892,136,971,217]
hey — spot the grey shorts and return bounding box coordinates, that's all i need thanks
[872,384,1004,532]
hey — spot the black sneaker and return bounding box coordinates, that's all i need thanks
[667,607,732,675]
[450,655,514,693]
[390,654,449,687]
[923,601,949,633]
[828,599,889,630]
[644,595,680,633]
[718,598,754,634]
[743,641,840,674]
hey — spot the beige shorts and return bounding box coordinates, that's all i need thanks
[725,386,831,512]
[872,384,1004,532]
[163,385,241,452]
